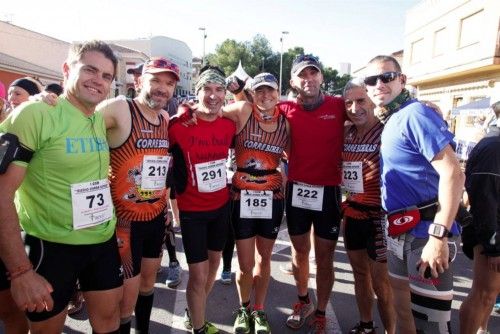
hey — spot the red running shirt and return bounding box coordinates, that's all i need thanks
[280,96,346,186]
[169,115,236,212]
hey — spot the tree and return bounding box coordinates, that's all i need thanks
[206,35,350,96]
[322,67,351,96]
[206,39,251,77]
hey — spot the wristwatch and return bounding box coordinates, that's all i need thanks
[428,223,452,239]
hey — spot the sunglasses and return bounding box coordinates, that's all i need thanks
[293,54,319,65]
[146,59,180,73]
[363,72,400,86]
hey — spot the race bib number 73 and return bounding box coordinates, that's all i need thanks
[71,179,113,230]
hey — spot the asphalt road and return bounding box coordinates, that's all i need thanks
[2,226,499,334]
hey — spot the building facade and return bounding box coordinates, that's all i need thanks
[109,36,193,96]
[403,0,500,116]
[0,20,67,86]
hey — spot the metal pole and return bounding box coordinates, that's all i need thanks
[199,27,206,65]
[279,31,288,97]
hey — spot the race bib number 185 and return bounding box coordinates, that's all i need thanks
[240,190,273,219]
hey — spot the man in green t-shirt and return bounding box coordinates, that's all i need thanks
[0,40,123,334]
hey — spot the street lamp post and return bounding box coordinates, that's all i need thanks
[279,31,289,97]
[199,27,207,65]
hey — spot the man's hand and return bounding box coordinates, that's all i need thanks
[225,76,245,94]
[487,256,500,273]
[417,236,450,278]
[29,92,58,106]
[10,270,54,312]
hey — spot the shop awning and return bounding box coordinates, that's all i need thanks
[451,97,491,116]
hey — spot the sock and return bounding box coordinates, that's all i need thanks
[315,309,325,317]
[241,300,250,309]
[193,326,206,334]
[222,228,235,272]
[119,317,131,334]
[92,329,120,334]
[360,320,374,329]
[165,224,178,263]
[253,304,264,311]
[298,293,310,304]
[135,291,154,333]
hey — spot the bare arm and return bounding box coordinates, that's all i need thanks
[96,97,127,130]
[418,145,465,278]
[0,164,54,312]
[222,101,253,132]
[97,97,131,148]
[431,145,465,231]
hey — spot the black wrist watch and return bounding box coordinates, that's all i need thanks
[428,223,452,239]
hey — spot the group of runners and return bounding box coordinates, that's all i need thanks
[0,38,498,334]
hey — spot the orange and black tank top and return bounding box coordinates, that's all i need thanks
[110,99,169,222]
[232,106,288,199]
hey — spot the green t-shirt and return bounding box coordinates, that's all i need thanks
[0,97,116,245]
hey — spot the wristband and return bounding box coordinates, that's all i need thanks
[7,263,33,280]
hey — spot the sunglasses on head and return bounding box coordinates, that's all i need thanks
[294,54,319,64]
[152,59,178,70]
[254,74,277,84]
[363,71,400,86]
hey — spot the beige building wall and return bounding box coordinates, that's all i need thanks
[0,21,69,75]
[403,0,500,115]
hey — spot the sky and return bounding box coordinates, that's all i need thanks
[2,0,420,71]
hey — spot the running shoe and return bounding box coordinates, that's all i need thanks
[349,322,376,333]
[220,270,232,284]
[494,295,500,314]
[279,262,293,275]
[307,316,326,334]
[183,308,219,333]
[285,301,314,329]
[204,321,219,334]
[165,261,182,288]
[252,310,271,334]
[233,307,251,334]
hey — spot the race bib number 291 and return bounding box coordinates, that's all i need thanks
[195,159,227,193]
